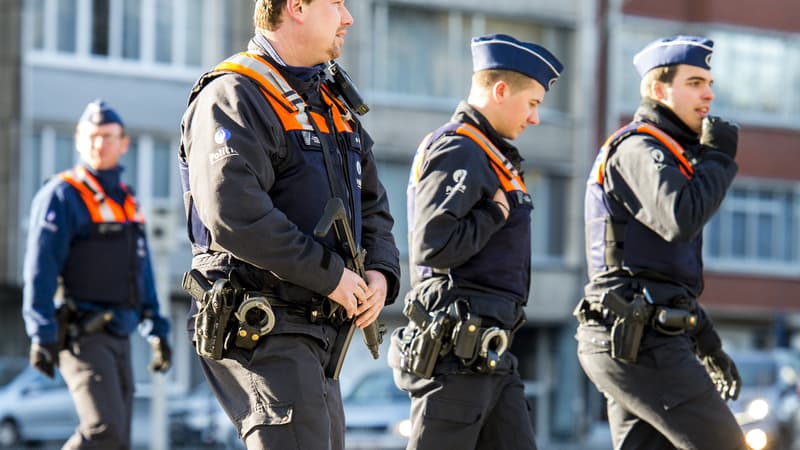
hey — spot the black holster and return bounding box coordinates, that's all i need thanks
[183,270,237,360]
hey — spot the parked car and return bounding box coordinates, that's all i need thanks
[729,349,800,450]
[169,381,242,449]
[0,366,78,447]
[0,357,26,388]
[344,368,411,450]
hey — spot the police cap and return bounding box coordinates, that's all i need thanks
[633,35,714,77]
[78,99,125,127]
[470,34,563,91]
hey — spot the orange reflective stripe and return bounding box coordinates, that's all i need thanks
[214,60,295,113]
[596,122,693,185]
[61,174,107,222]
[215,53,354,135]
[456,123,527,194]
[309,112,331,133]
[635,123,694,178]
[60,167,142,224]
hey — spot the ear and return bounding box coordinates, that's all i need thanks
[285,0,305,23]
[491,80,509,103]
[651,79,667,101]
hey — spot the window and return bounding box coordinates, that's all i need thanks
[91,0,110,56]
[371,4,572,111]
[154,0,173,63]
[528,171,568,262]
[709,30,797,118]
[618,26,800,127]
[25,0,239,69]
[375,161,410,258]
[122,0,142,60]
[705,183,800,276]
[152,137,174,199]
[56,0,78,53]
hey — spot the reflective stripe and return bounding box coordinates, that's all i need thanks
[60,166,144,224]
[595,122,693,185]
[214,52,352,133]
[456,123,528,194]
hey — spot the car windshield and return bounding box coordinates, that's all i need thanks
[345,371,406,404]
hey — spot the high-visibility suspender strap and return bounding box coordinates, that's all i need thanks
[456,123,527,193]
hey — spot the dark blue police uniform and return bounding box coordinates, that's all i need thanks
[576,36,746,450]
[389,34,563,450]
[179,34,400,450]
[22,100,171,450]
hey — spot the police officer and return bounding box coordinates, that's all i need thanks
[178,0,400,449]
[22,99,172,450]
[575,35,746,449]
[388,34,563,450]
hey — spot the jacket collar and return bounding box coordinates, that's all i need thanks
[453,102,524,169]
[634,98,700,148]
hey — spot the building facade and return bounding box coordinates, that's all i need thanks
[1,0,797,446]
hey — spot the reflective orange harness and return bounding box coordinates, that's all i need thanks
[594,122,694,184]
[60,166,144,224]
[214,52,354,134]
[411,123,528,194]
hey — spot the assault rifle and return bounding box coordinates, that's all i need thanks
[315,198,385,379]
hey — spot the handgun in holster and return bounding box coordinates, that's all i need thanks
[601,290,652,363]
[55,299,113,355]
[182,269,237,360]
[401,299,454,379]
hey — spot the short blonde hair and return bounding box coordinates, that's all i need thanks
[472,69,537,94]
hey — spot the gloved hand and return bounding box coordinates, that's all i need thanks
[30,342,60,379]
[148,336,172,373]
[702,348,741,401]
[700,116,739,159]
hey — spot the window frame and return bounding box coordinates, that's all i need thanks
[704,178,800,277]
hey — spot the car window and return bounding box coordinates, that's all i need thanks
[737,360,777,387]
[346,371,406,403]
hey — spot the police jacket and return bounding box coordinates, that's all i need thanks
[408,102,533,327]
[585,98,738,302]
[179,36,400,306]
[22,162,170,345]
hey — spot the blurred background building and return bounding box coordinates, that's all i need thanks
[0,0,798,447]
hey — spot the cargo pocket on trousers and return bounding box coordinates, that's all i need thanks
[239,401,294,440]
[423,397,482,425]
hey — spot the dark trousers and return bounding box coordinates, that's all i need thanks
[58,332,133,450]
[576,324,747,450]
[198,324,344,450]
[393,367,537,450]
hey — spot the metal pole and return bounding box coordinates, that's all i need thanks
[150,207,172,450]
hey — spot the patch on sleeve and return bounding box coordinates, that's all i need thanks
[209,127,240,165]
[650,149,667,171]
[445,169,468,195]
[40,210,58,233]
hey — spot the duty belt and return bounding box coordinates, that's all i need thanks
[181,269,342,359]
[574,289,698,363]
[399,298,519,378]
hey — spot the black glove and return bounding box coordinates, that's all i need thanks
[148,337,172,373]
[700,116,739,159]
[30,342,59,379]
[702,348,741,401]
